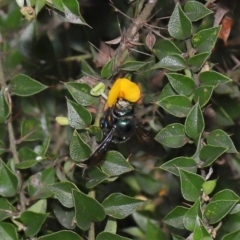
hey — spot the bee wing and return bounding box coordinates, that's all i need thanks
[84,127,115,167]
[135,124,166,157]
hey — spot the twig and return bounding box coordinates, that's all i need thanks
[88,190,96,240]
[0,32,25,212]
[114,0,158,71]
[0,33,19,164]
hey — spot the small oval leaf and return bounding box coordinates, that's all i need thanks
[193,85,214,107]
[102,193,144,219]
[199,70,231,86]
[204,189,239,224]
[184,1,213,21]
[67,99,92,129]
[207,129,238,153]
[160,157,197,176]
[157,95,192,117]
[192,26,221,53]
[38,230,83,240]
[178,168,205,202]
[65,82,98,106]
[163,206,188,229]
[185,102,205,139]
[10,74,47,96]
[70,131,92,161]
[155,123,189,148]
[153,54,187,71]
[0,159,18,197]
[49,181,78,208]
[101,151,134,176]
[168,3,192,40]
[73,189,106,230]
[166,73,195,96]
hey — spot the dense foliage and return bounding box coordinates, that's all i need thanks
[1,0,240,239]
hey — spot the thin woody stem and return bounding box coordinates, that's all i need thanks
[0,34,19,164]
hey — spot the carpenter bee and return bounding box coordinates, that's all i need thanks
[84,99,166,167]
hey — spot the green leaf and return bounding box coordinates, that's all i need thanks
[104,218,117,233]
[135,172,165,195]
[184,1,213,21]
[65,82,98,106]
[39,135,51,156]
[222,230,240,240]
[97,232,131,240]
[20,211,48,237]
[86,167,109,188]
[27,199,47,213]
[229,204,240,215]
[0,222,17,240]
[21,119,44,141]
[120,61,148,71]
[18,147,38,160]
[70,131,92,161]
[0,89,10,123]
[0,159,18,197]
[192,26,221,53]
[153,54,187,71]
[53,202,76,229]
[146,221,166,240]
[67,99,92,129]
[193,217,212,240]
[38,230,83,240]
[28,167,55,199]
[49,181,78,208]
[199,70,232,86]
[101,151,134,176]
[89,125,103,142]
[102,193,144,219]
[172,233,185,240]
[73,189,106,230]
[157,95,192,117]
[178,168,205,202]
[188,52,210,72]
[168,3,192,40]
[35,0,46,14]
[131,211,152,232]
[204,189,239,224]
[158,83,177,102]
[15,147,41,169]
[202,179,217,195]
[153,39,182,60]
[155,123,189,148]
[160,157,197,176]
[81,60,98,76]
[122,226,144,238]
[191,134,203,164]
[184,198,202,231]
[101,58,114,78]
[200,145,227,167]
[16,160,37,169]
[46,0,64,12]
[193,85,214,107]
[61,0,88,25]
[10,74,47,96]
[185,102,205,139]
[166,73,195,96]
[207,129,238,153]
[0,198,16,221]
[163,206,188,229]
